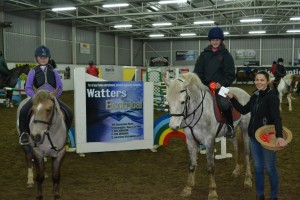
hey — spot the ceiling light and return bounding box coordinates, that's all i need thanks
[102,3,129,8]
[52,7,76,11]
[224,31,229,35]
[249,30,266,34]
[152,22,172,26]
[158,0,187,4]
[114,24,132,28]
[290,17,300,21]
[149,34,164,37]
[180,33,196,36]
[240,18,262,23]
[286,29,300,33]
[193,20,215,25]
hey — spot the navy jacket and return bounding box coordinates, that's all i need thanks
[193,44,235,87]
[230,87,283,138]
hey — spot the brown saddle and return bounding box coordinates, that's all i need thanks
[208,91,241,123]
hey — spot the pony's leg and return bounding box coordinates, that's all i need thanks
[287,93,292,111]
[52,151,65,200]
[206,142,218,200]
[22,146,34,187]
[34,156,45,200]
[6,91,13,108]
[180,139,198,197]
[242,133,252,188]
[232,126,244,177]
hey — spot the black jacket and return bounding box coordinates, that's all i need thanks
[274,64,286,79]
[193,44,235,87]
[230,87,283,138]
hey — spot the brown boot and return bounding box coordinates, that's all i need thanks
[256,195,265,200]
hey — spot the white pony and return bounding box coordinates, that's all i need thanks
[274,74,298,111]
[165,72,252,200]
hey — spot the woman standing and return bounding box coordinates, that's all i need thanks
[226,71,288,200]
[193,27,236,138]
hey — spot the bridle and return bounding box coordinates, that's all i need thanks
[32,98,65,151]
[168,79,206,143]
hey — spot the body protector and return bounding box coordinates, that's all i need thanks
[33,65,56,89]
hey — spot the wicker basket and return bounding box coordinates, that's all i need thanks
[255,125,292,151]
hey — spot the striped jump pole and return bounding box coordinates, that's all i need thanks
[4,87,25,92]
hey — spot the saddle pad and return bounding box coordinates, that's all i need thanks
[208,91,241,123]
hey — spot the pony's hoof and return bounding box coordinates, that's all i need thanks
[208,193,218,200]
[27,183,34,188]
[244,179,252,188]
[180,187,192,197]
[9,103,14,108]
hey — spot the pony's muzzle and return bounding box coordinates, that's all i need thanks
[31,133,43,144]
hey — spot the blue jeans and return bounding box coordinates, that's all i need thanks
[250,137,278,198]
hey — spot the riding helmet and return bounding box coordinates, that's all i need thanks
[34,45,51,58]
[277,58,284,63]
[208,27,224,40]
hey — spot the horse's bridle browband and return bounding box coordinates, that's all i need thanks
[32,98,65,151]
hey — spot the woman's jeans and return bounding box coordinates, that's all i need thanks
[250,137,278,198]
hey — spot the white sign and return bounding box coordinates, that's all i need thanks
[80,43,90,54]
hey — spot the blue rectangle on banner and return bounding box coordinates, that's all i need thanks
[86,81,144,142]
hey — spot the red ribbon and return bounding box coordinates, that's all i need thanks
[260,131,275,143]
[209,82,217,95]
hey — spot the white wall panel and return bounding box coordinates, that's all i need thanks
[46,22,72,41]
[46,38,72,64]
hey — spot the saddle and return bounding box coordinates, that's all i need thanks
[208,90,241,123]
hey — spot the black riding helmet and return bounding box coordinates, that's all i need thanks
[277,58,284,63]
[34,45,51,58]
[208,27,224,41]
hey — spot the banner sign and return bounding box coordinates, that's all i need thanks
[235,49,256,60]
[176,50,196,61]
[236,66,300,75]
[80,43,90,54]
[149,57,169,66]
[86,81,144,142]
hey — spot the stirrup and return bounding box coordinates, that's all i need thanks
[225,125,235,138]
[19,132,30,146]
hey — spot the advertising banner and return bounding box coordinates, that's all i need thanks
[176,50,196,61]
[86,81,144,142]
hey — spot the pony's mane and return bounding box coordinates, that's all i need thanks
[32,90,52,105]
[167,72,208,99]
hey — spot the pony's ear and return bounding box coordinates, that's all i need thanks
[181,73,193,87]
[163,73,170,87]
[33,86,37,93]
[50,88,59,97]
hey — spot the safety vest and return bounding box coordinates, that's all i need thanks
[33,65,56,89]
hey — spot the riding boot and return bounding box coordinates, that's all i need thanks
[256,195,265,200]
[223,108,235,138]
[18,100,33,145]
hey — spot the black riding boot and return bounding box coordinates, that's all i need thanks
[18,99,33,145]
[223,108,235,138]
[256,194,265,200]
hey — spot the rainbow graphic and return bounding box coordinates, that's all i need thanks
[154,114,186,145]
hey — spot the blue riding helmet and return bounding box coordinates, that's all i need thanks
[208,27,224,40]
[34,45,51,58]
